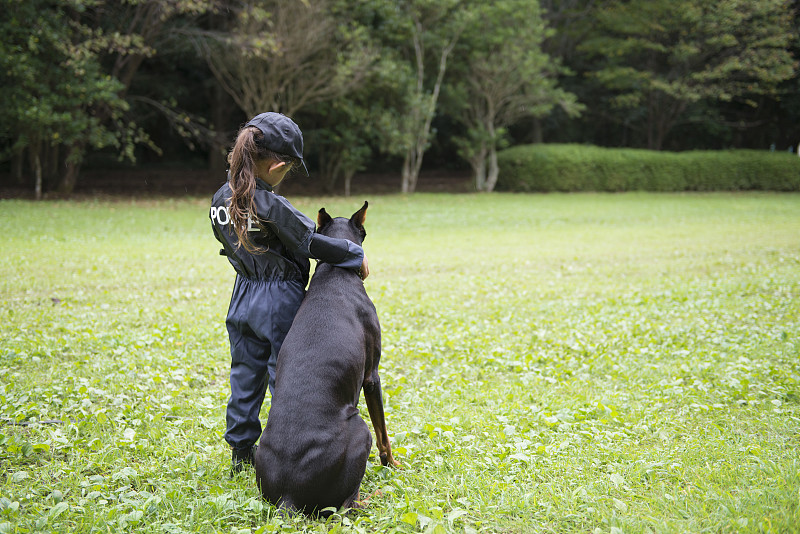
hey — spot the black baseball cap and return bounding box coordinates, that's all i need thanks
[245,112,309,176]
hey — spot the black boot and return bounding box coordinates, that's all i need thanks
[230,443,257,476]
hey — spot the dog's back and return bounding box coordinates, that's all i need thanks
[255,203,380,514]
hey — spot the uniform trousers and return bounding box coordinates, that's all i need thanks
[224,275,305,451]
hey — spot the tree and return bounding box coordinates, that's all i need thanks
[388,0,470,193]
[308,0,417,195]
[61,0,217,191]
[0,0,219,196]
[581,0,797,150]
[200,0,377,118]
[446,0,582,192]
[0,0,129,198]
[311,51,413,196]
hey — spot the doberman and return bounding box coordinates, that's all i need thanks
[254,201,398,515]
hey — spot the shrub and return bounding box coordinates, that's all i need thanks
[496,144,800,192]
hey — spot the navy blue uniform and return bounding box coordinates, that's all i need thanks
[210,177,363,451]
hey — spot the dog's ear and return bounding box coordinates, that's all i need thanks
[351,201,368,228]
[317,208,333,228]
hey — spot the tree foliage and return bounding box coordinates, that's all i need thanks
[357,0,472,194]
[1,0,129,197]
[446,0,583,192]
[0,0,217,196]
[200,0,378,117]
[1,0,799,196]
[580,0,797,150]
[312,55,414,196]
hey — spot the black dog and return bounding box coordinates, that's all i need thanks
[254,201,398,515]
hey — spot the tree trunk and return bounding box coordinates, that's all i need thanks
[531,117,543,144]
[407,134,427,193]
[402,18,459,194]
[471,141,488,191]
[485,119,500,192]
[473,158,486,192]
[647,92,687,151]
[343,169,355,197]
[60,162,80,195]
[401,152,414,194]
[29,142,42,201]
[58,143,84,195]
[485,145,500,192]
[647,93,658,150]
[318,148,342,194]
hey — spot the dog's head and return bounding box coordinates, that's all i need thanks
[316,201,368,245]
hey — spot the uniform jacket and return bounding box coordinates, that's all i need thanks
[210,177,363,283]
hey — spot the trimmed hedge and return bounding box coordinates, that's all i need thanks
[496,144,800,192]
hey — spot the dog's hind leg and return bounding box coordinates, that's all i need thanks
[363,371,399,467]
[341,486,362,511]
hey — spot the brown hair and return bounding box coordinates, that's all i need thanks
[226,126,298,253]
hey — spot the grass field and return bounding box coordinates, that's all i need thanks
[1,192,799,533]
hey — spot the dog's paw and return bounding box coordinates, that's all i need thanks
[380,452,401,468]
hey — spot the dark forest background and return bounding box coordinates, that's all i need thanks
[2,0,799,197]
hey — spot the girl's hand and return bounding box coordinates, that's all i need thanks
[360,256,370,281]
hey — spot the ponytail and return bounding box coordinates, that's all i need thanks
[226,126,302,253]
[227,127,263,253]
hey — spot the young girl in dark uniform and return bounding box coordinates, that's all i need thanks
[209,112,369,473]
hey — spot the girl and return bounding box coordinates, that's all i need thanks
[210,112,369,473]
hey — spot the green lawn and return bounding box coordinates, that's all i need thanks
[1,192,798,533]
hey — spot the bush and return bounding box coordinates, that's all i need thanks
[496,144,800,192]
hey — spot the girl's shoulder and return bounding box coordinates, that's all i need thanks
[254,190,313,227]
